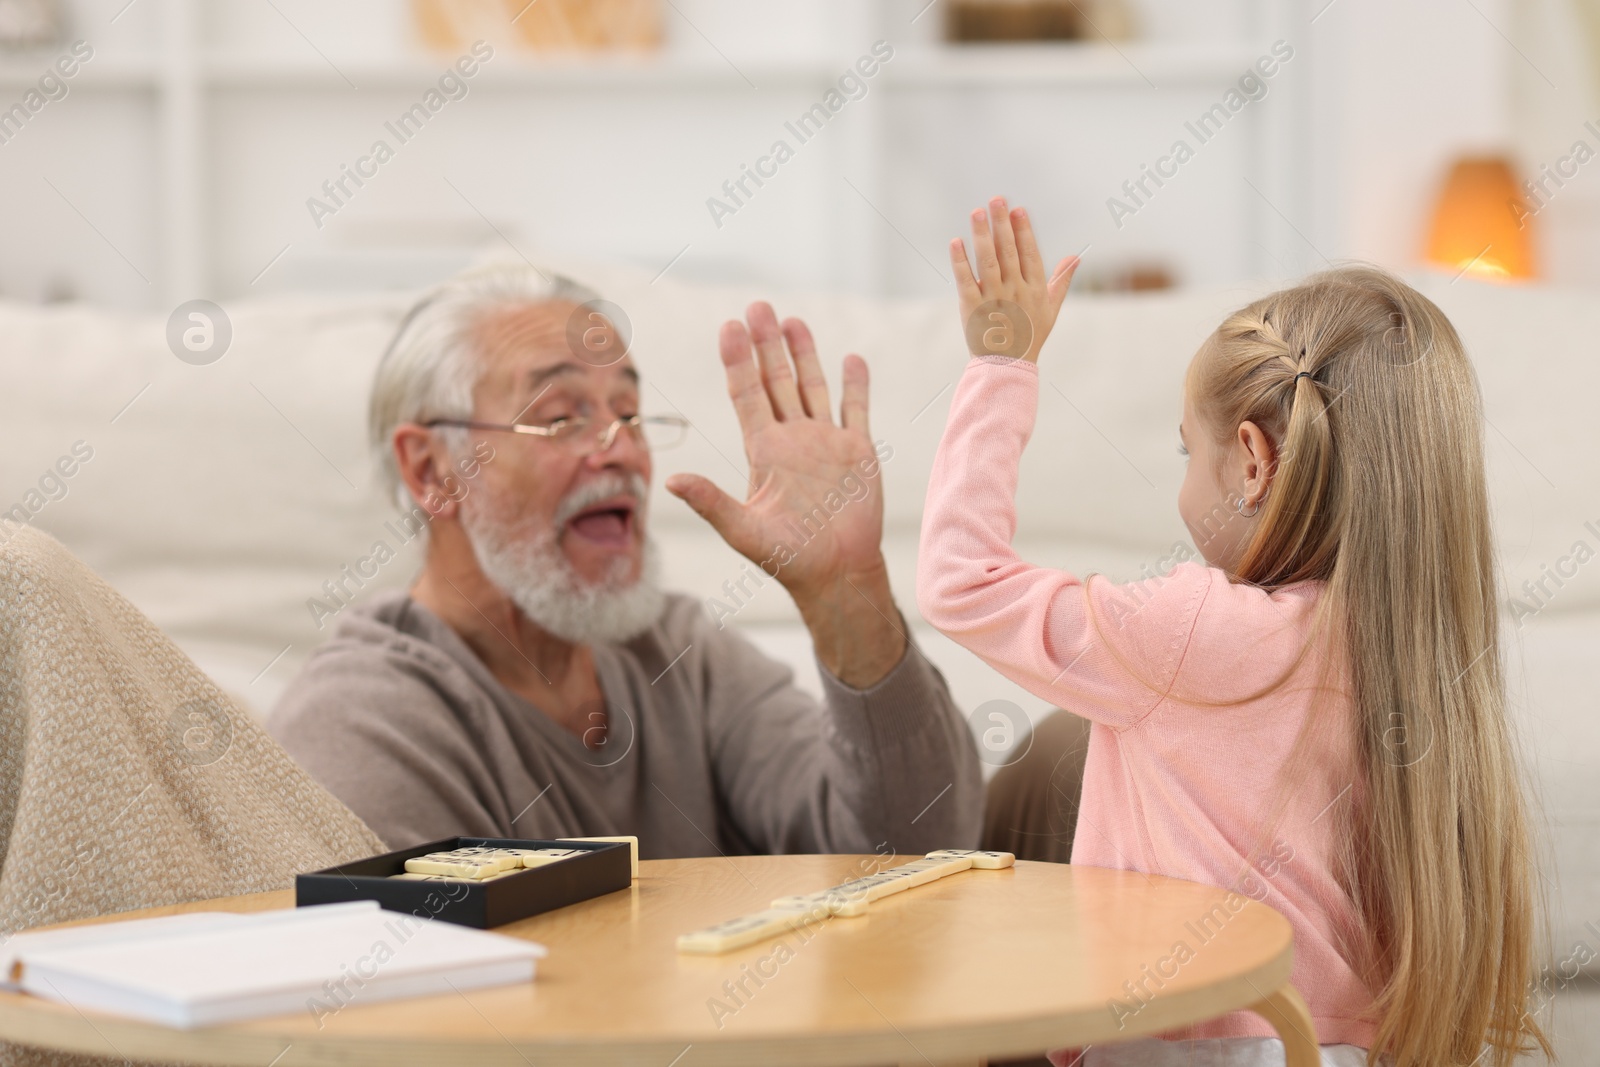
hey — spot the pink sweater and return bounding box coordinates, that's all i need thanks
[917,357,1377,1049]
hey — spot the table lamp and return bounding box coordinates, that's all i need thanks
[1423,155,1536,281]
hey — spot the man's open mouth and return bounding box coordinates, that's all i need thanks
[563,496,637,550]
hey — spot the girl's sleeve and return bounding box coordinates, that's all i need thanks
[915,357,1212,729]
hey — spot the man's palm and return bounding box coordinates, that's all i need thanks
[666,304,885,602]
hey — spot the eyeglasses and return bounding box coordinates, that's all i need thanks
[423,414,690,452]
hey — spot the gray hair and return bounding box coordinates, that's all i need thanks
[369,265,600,508]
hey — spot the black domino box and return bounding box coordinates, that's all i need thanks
[295,837,632,929]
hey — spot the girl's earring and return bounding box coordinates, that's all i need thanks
[1236,494,1261,518]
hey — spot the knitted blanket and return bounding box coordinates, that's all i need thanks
[0,526,384,1065]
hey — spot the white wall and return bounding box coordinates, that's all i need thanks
[1307,0,1600,287]
[1307,0,1512,268]
[1507,0,1600,286]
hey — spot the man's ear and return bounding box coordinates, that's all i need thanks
[393,424,461,519]
[1236,420,1278,504]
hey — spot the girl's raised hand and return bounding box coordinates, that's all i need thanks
[950,197,1078,364]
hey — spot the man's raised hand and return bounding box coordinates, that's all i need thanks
[664,302,888,608]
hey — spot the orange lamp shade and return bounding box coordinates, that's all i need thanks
[1423,156,1536,280]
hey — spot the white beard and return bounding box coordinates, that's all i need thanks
[460,471,667,646]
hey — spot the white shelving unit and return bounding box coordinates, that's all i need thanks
[0,0,1315,309]
[0,58,157,86]
[190,43,1267,89]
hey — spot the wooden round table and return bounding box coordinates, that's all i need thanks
[0,856,1319,1066]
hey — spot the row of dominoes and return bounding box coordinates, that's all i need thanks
[388,836,641,884]
[395,847,584,881]
[676,849,1014,954]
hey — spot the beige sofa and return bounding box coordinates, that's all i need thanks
[1,258,1594,977]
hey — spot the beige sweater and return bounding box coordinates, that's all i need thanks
[269,591,984,858]
[0,527,384,1067]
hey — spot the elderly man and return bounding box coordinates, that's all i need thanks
[269,267,982,857]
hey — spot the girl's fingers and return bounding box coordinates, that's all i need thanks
[989,196,1019,284]
[1046,256,1081,315]
[950,238,980,302]
[970,207,1001,293]
[1011,207,1045,283]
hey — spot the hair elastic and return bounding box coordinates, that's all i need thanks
[1293,371,1313,384]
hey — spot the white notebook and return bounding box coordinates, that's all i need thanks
[8,902,547,1029]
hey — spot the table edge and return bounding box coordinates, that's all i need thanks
[0,863,1301,1065]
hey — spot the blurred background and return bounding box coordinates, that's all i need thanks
[0,0,1595,306]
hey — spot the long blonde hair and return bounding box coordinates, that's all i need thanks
[1188,266,1549,1067]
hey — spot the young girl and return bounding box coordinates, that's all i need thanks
[917,198,1549,1067]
